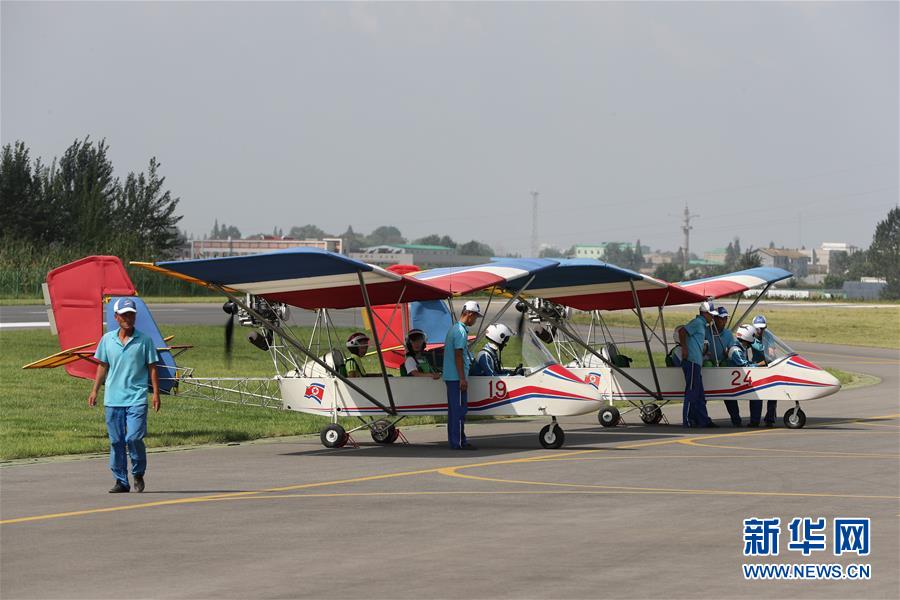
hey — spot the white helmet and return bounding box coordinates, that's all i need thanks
[736,325,756,343]
[485,323,514,347]
[699,300,716,314]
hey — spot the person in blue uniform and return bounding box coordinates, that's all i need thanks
[442,300,482,450]
[88,298,160,493]
[749,315,778,427]
[474,323,518,376]
[708,307,741,426]
[726,325,766,427]
[678,301,717,428]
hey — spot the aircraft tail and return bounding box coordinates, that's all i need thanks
[29,256,181,393]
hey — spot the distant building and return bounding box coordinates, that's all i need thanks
[350,244,487,269]
[644,251,675,266]
[703,248,727,265]
[573,242,647,260]
[187,236,342,259]
[843,278,886,300]
[818,242,861,274]
[752,247,810,278]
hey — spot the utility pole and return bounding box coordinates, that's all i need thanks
[530,191,539,257]
[681,204,699,273]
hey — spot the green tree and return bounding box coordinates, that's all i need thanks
[739,248,762,269]
[654,262,684,282]
[289,224,327,239]
[539,246,565,258]
[458,240,494,256]
[48,138,119,248]
[340,225,366,252]
[114,158,182,259]
[413,234,457,248]
[869,207,900,299]
[0,142,53,242]
[633,239,645,270]
[210,221,241,239]
[364,225,406,246]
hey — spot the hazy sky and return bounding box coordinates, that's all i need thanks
[3,1,898,256]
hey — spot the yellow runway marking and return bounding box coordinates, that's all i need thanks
[616,413,900,450]
[3,413,898,526]
[678,438,899,457]
[436,467,900,501]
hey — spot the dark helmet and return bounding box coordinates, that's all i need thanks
[405,328,427,354]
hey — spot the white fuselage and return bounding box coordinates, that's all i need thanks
[280,364,602,417]
[568,354,841,403]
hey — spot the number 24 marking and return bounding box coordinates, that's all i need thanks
[731,370,752,386]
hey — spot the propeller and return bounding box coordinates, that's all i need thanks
[223,301,236,366]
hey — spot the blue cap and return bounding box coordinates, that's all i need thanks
[716,307,729,318]
[752,315,767,328]
[113,298,137,314]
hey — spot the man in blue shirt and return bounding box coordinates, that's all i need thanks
[88,298,160,493]
[678,301,716,428]
[708,307,742,426]
[442,300,482,450]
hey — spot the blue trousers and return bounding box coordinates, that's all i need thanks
[445,380,468,449]
[105,405,148,487]
[724,400,742,425]
[749,400,778,425]
[682,362,710,427]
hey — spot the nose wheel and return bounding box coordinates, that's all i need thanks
[783,406,806,429]
[539,421,565,449]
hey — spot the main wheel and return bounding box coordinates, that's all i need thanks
[598,406,620,427]
[371,420,397,444]
[539,424,565,449]
[640,403,663,425]
[783,407,806,429]
[321,424,348,448]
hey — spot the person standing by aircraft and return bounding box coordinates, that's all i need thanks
[401,329,441,379]
[725,325,763,426]
[87,298,160,493]
[708,307,741,426]
[474,323,519,376]
[750,315,778,427]
[678,301,717,428]
[442,301,482,450]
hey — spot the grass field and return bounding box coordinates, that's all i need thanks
[0,317,877,460]
[580,305,900,350]
[0,325,447,461]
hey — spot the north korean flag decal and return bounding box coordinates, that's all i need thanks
[304,382,326,403]
[585,372,602,389]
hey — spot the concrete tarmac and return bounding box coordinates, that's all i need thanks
[1,343,898,599]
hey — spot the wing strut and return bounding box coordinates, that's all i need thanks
[630,280,663,401]
[357,271,396,413]
[215,284,396,416]
[731,282,772,328]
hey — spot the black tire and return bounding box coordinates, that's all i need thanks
[598,406,620,428]
[640,403,663,425]
[539,424,565,449]
[321,424,348,448]
[371,420,397,444]
[783,407,806,429]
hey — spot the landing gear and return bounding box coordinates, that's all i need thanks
[539,421,565,449]
[640,403,663,425]
[320,423,348,448]
[370,419,399,444]
[598,406,620,427]
[783,406,806,429]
